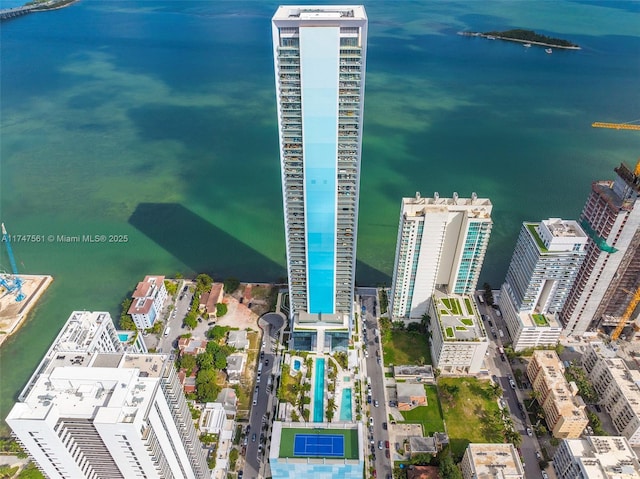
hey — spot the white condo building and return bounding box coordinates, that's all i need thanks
[7,312,209,479]
[272,5,368,351]
[499,219,587,350]
[553,436,640,479]
[460,443,525,479]
[582,344,640,446]
[127,275,168,330]
[428,290,489,375]
[390,192,493,320]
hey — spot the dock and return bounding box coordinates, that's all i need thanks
[0,275,53,347]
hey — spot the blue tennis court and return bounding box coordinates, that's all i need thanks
[293,433,344,457]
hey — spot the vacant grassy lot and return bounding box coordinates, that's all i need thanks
[439,377,502,459]
[400,385,444,435]
[382,330,432,365]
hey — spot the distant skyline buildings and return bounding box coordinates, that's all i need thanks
[389,192,493,320]
[499,219,586,350]
[272,5,368,351]
[561,162,640,336]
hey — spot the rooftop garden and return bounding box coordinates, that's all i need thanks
[461,318,474,326]
[532,314,549,327]
[526,223,548,253]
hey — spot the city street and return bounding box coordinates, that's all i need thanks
[243,313,285,479]
[477,296,547,479]
[359,290,393,479]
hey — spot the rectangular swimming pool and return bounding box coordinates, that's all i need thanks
[313,358,325,422]
[339,388,352,421]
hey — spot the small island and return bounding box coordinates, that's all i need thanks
[458,28,581,50]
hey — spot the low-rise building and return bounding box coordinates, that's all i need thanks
[460,443,525,479]
[428,290,488,374]
[226,354,246,384]
[227,330,249,350]
[553,435,640,479]
[205,283,224,318]
[409,436,437,456]
[127,275,168,329]
[527,350,589,439]
[393,365,435,384]
[178,337,208,356]
[397,383,427,411]
[582,344,640,445]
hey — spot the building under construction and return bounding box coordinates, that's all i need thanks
[560,161,640,337]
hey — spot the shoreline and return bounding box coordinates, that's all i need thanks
[0,275,53,348]
[458,31,581,50]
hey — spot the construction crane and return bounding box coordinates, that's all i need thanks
[0,223,25,302]
[611,286,640,341]
[592,118,640,131]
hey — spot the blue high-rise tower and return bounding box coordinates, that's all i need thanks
[272,6,368,351]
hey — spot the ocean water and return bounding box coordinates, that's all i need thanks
[1,0,639,429]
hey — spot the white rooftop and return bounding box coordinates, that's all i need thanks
[272,5,367,22]
[466,443,525,478]
[565,436,640,479]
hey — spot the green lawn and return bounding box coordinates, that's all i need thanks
[439,377,503,459]
[278,427,359,459]
[464,298,473,313]
[532,314,549,326]
[383,330,432,365]
[461,318,474,326]
[446,327,454,337]
[400,385,444,435]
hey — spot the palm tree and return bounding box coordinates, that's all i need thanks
[528,390,541,408]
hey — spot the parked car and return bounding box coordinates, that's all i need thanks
[252,433,256,442]
[374,400,379,408]
[594,404,602,412]
[369,417,374,426]
[385,441,389,449]
[385,449,390,458]
[535,451,542,460]
[378,440,383,450]
[382,422,387,430]
[526,427,533,437]
[510,380,516,389]
[541,472,549,479]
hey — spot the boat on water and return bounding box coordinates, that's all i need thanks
[545,48,553,54]
[486,35,496,40]
[523,43,532,48]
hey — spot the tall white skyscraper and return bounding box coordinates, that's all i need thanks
[7,312,209,479]
[390,192,493,320]
[499,219,587,350]
[272,6,367,351]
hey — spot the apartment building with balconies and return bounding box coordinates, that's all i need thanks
[553,435,640,479]
[428,289,489,375]
[272,6,367,352]
[582,344,640,445]
[527,350,589,438]
[499,219,586,350]
[390,192,492,321]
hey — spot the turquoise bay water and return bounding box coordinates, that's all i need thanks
[1,1,639,428]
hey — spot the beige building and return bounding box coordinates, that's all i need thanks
[553,435,640,479]
[460,443,524,479]
[582,344,640,445]
[527,350,589,439]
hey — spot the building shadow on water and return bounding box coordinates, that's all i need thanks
[128,203,286,282]
[129,203,390,287]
